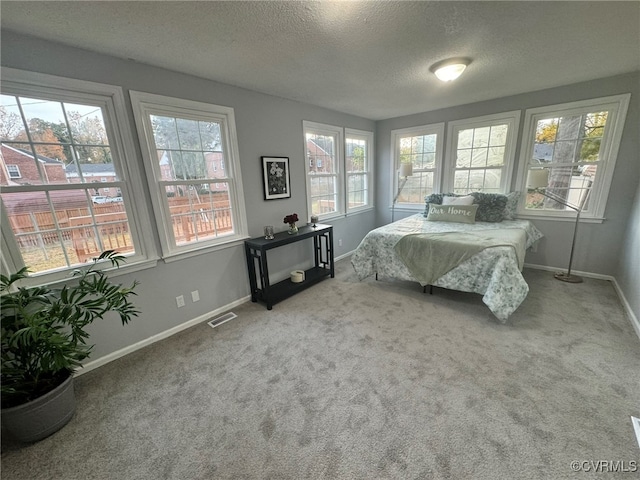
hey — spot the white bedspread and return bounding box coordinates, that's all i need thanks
[350,215,544,322]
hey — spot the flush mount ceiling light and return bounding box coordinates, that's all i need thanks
[430,58,471,82]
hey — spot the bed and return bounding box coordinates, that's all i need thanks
[350,213,543,322]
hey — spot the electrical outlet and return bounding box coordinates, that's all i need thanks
[176,295,185,308]
[338,238,343,247]
[191,290,200,302]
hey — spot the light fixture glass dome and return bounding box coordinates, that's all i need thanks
[430,58,471,82]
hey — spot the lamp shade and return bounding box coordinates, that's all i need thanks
[527,169,549,189]
[399,163,413,178]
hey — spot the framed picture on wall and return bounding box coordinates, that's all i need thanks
[262,156,291,200]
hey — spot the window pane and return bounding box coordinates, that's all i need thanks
[307,133,336,174]
[557,115,582,141]
[66,103,109,146]
[176,118,203,151]
[310,176,337,215]
[346,138,366,173]
[1,188,134,273]
[456,149,471,168]
[536,118,559,143]
[166,184,233,245]
[454,170,470,193]
[200,122,222,151]
[472,127,490,147]
[401,134,437,172]
[457,129,473,149]
[489,124,508,146]
[0,94,25,140]
[487,146,506,166]
[479,169,502,192]
[151,115,179,149]
[348,173,367,209]
[400,171,434,203]
[470,147,489,167]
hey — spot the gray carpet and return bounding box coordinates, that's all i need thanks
[2,258,639,479]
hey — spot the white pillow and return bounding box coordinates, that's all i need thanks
[442,195,474,206]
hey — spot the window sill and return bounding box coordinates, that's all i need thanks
[21,257,159,289]
[161,236,250,263]
[516,213,605,224]
[318,207,375,223]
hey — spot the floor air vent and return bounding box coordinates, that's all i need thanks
[208,312,237,329]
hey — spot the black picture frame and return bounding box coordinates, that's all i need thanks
[262,156,291,200]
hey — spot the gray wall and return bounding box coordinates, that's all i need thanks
[1,31,376,360]
[616,173,640,323]
[376,72,640,280]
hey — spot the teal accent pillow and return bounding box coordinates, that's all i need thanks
[426,204,478,223]
[470,192,508,222]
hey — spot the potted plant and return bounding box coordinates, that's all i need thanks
[1,250,139,443]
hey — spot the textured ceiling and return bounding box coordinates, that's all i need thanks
[2,1,639,120]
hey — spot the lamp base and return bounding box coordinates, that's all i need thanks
[554,272,583,283]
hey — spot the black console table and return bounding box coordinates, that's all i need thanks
[244,224,334,310]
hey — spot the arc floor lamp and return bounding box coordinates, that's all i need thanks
[527,168,590,283]
[392,163,413,222]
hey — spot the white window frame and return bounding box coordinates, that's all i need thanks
[303,121,345,220]
[444,111,520,193]
[0,68,156,284]
[515,94,630,222]
[130,91,248,260]
[345,128,374,214]
[6,164,21,178]
[390,123,445,211]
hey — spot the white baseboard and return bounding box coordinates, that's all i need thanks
[525,263,640,341]
[335,250,355,262]
[611,277,640,341]
[524,262,614,281]
[75,295,252,376]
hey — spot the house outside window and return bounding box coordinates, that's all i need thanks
[345,128,374,212]
[516,94,630,220]
[0,68,154,280]
[130,91,248,258]
[445,111,520,194]
[391,123,445,208]
[6,164,21,178]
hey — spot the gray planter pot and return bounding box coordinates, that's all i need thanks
[1,374,76,443]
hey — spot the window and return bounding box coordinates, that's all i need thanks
[0,68,153,280]
[345,129,374,212]
[130,91,248,258]
[303,122,374,218]
[516,94,630,220]
[445,111,520,194]
[304,121,343,218]
[391,123,445,207]
[6,165,21,178]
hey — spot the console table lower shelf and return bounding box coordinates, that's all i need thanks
[244,224,334,310]
[252,266,331,308]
